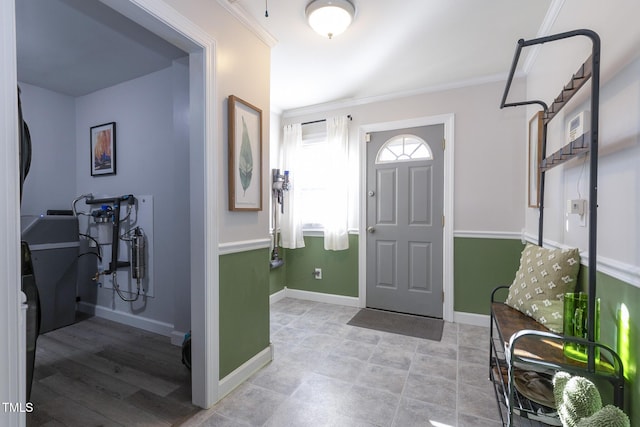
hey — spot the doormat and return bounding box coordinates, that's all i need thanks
[347,308,444,341]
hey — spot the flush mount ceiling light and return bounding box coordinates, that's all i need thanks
[305,0,355,39]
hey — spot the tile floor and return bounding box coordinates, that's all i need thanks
[184,298,502,427]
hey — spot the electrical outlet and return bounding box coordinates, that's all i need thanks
[313,268,322,280]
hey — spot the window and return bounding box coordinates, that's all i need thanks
[376,134,432,164]
[297,122,330,228]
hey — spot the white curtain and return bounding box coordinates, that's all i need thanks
[279,123,305,249]
[324,116,350,251]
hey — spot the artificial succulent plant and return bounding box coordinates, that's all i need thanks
[576,404,630,427]
[553,371,629,427]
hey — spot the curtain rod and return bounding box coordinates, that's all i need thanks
[301,115,352,126]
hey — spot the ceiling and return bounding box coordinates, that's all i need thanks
[16,0,554,113]
[16,0,187,97]
[245,0,553,112]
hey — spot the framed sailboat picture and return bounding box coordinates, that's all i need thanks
[90,122,116,176]
[228,95,262,211]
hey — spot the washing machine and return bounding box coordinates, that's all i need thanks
[21,215,79,333]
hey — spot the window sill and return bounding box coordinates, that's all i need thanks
[302,228,360,237]
[269,228,359,238]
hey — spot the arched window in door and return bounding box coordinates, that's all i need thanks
[375,134,433,164]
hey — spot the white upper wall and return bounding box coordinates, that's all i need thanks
[74,64,190,325]
[524,0,640,271]
[282,79,527,234]
[163,0,272,244]
[19,83,76,215]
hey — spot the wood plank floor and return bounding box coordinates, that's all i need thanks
[27,314,198,427]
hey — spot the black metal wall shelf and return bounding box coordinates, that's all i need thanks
[491,29,626,426]
[543,55,593,125]
[540,132,589,171]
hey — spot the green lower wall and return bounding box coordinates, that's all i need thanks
[269,247,287,295]
[275,235,526,309]
[219,248,270,378]
[580,268,639,424]
[281,234,359,297]
[453,237,525,315]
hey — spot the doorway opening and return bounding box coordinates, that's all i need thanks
[365,125,445,318]
[9,0,219,416]
[359,114,455,322]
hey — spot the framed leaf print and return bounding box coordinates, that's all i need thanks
[228,95,262,211]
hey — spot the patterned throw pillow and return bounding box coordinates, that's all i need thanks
[505,243,580,333]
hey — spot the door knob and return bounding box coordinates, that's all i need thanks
[367,226,375,233]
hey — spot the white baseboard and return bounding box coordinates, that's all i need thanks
[269,288,286,305]
[279,287,360,307]
[77,301,174,337]
[171,330,188,347]
[454,311,491,328]
[218,344,273,399]
[274,290,489,328]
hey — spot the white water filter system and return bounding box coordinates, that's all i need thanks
[73,194,147,301]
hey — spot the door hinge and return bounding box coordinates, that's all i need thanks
[443,139,446,151]
[442,215,445,228]
[365,133,371,143]
[442,291,445,302]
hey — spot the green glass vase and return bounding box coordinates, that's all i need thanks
[563,292,600,363]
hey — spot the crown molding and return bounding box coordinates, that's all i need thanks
[281,72,521,119]
[522,0,566,74]
[279,1,564,118]
[217,0,278,47]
